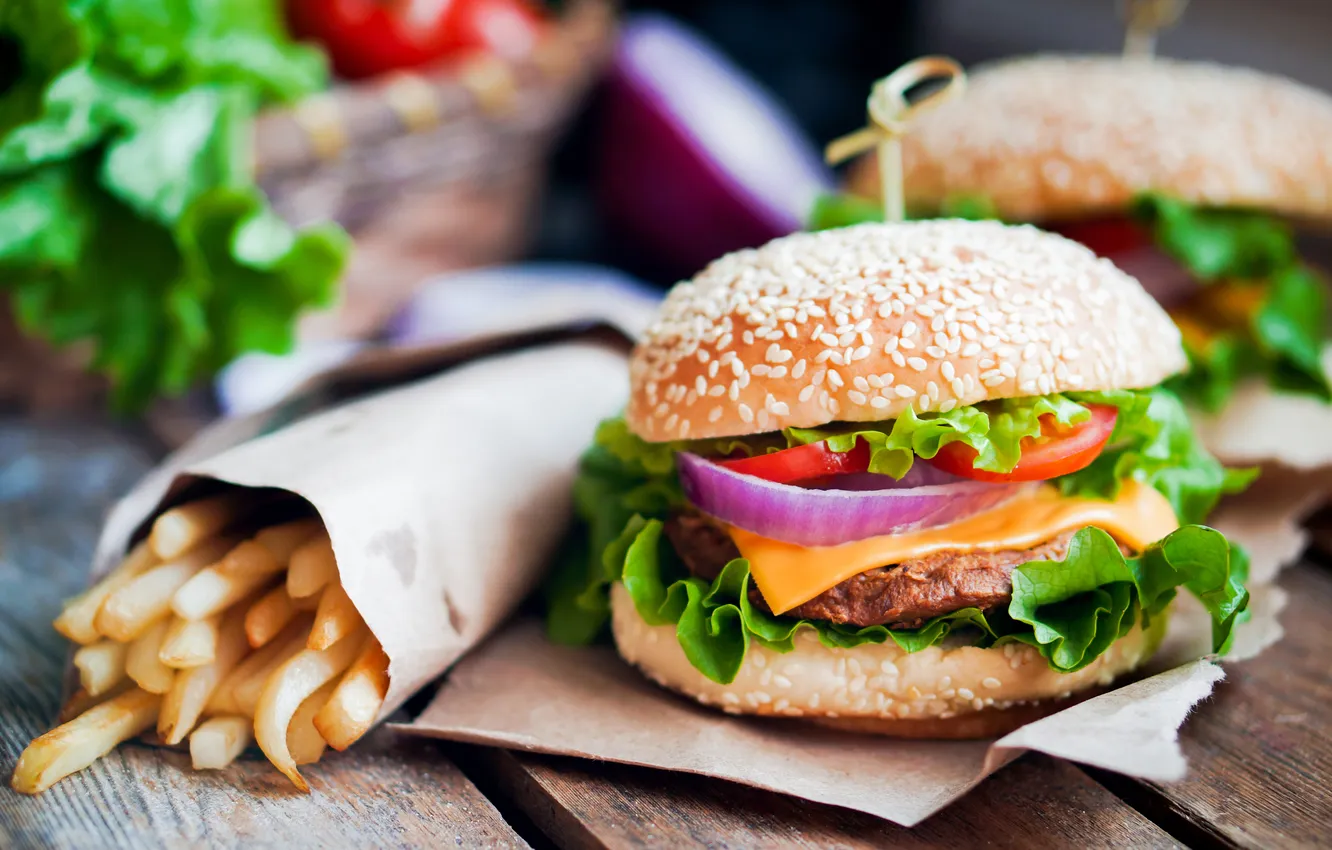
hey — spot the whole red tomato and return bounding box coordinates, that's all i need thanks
[286,0,546,80]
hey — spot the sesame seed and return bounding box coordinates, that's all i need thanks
[982,677,1002,689]
[738,404,754,423]
[709,407,723,423]
[848,390,867,405]
[907,357,927,372]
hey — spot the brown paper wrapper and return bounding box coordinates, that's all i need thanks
[397,549,1287,828]
[88,330,631,721]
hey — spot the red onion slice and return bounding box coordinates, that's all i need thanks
[677,452,1033,547]
[598,14,833,276]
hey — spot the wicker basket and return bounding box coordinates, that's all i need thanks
[0,0,615,420]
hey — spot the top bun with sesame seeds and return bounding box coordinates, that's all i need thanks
[864,55,1332,224]
[626,219,1186,443]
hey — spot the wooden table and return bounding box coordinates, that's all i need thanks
[1,418,1329,849]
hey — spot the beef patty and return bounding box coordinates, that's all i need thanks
[663,514,1132,629]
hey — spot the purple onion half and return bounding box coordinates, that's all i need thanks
[597,14,833,275]
[677,452,1032,548]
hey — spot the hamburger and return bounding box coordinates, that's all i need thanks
[548,220,1252,738]
[831,56,1332,466]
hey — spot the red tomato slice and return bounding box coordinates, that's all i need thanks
[927,405,1119,483]
[450,0,546,58]
[286,0,544,80]
[1053,217,1150,258]
[717,440,870,486]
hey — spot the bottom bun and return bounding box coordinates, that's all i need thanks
[610,584,1167,739]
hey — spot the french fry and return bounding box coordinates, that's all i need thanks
[171,541,287,620]
[314,636,389,751]
[10,689,161,794]
[57,681,134,724]
[212,616,313,717]
[73,640,128,697]
[255,626,366,790]
[95,536,237,642]
[159,616,220,668]
[158,614,249,745]
[189,715,253,770]
[245,585,298,648]
[286,533,336,599]
[125,620,175,694]
[53,541,157,645]
[289,682,336,766]
[292,592,321,612]
[308,583,362,651]
[149,492,247,560]
[254,518,322,563]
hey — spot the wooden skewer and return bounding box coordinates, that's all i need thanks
[824,57,967,223]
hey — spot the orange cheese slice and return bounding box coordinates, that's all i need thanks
[726,481,1179,615]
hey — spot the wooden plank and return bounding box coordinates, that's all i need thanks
[0,420,525,850]
[467,748,1181,849]
[2,732,527,850]
[1091,561,1332,849]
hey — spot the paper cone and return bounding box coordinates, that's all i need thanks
[88,333,630,720]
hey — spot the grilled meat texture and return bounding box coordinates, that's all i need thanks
[663,514,1131,629]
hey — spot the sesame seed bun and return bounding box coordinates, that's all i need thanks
[875,55,1332,224]
[610,584,1166,739]
[627,220,1185,442]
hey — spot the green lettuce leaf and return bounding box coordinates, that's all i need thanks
[0,0,343,410]
[1255,266,1331,399]
[1133,192,1332,405]
[808,192,1000,231]
[1057,388,1256,526]
[1166,335,1253,413]
[561,516,1244,684]
[1006,525,1245,671]
[1132,193,1293,282]
[787,393,1090,478]
[808,193,884,231]
[0,1,88,140]
[0,162,346,409]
